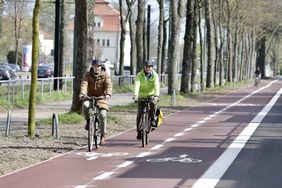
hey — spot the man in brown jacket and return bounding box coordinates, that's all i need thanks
[79,59,112,145]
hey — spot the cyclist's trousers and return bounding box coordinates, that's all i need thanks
[136,100,157,131]
[82,100,108,134]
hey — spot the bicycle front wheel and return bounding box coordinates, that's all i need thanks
[88,117,95,152]
[94,118,100,149]
[141,114,148,147]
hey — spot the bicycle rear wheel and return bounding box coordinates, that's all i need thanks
[88,117,94,151]
[94,118,100,149]
[141,114,148,147]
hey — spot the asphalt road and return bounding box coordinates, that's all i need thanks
[1,78,282,188]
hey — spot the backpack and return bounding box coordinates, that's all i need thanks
[155,106,163,127]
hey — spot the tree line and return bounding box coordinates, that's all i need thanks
[26,0,282,137]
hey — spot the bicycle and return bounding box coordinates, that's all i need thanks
[135,97,155,147]
[84,96,105,151]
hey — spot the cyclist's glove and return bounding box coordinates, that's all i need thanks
[79,94,85,100]
[105,94,111,100]
[132,95,138,101]
[153,95,159,102]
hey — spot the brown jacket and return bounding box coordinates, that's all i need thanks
[80,68,112,110]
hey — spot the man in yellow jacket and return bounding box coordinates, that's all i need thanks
[133,60,160,140]
[79,59,112,145]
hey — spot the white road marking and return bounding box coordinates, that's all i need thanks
[136,152,151,158]
[175,132,184,137]
[94,172,114,180]
[192,84,281,188]
[185,127,193,131]
[152,144,163,150]
[117,161,134,168]
[164,138,175,142]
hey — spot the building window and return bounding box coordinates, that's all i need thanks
[102,39,105,46]
[97,22,101,27]
[107,39,110,47]
[97,39,100,46]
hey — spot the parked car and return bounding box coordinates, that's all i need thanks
[0,65,17,80]
[38,64,54,78]
[6,63,21,72]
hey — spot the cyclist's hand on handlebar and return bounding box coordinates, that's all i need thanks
[153,95,159,102]
[105,94,111,100]
[132,95,138,102]
[79,94,85,100]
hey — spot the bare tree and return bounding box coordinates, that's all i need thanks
[0,0,3,38]
[204,0,214,88]
[167,0,185,94]
[119,0,136,75]
[180,0,193,93]
[156,0,164,74]
[13,0,25,66]
[135,0,145,72]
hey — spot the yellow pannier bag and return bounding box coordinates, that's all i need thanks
[156,107,163,127]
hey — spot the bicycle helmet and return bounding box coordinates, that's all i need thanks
[143,60,154,67]
[92,59,103,66]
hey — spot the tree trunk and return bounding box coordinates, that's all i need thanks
[59,0,65,89]
[129,14,136,75]
[168,0,183,95]
[0,0,3,38]
[28,0,40,138]
[136,0,145,72]
[161,19,168,74]
[119,0,125,76]
[180,0,193,93]
[204,0,214,88]
[70,0,88,113]
[191,1,198,92]
[256,36,266,78]
[156,0,164,74]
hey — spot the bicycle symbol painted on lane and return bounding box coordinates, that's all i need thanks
[76,152,129,160]
[147,154,202,163]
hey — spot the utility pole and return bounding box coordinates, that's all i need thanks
[147,4,151,60]
[54,0,61,90]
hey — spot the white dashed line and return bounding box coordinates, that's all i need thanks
[185,127,193,132]
[152,144,163,150]
[175,132,184,137]
[164,138,175,142]
[117,161,134,168]
[136,152,151,158]
[94,172,114,180]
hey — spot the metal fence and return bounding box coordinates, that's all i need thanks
[0,74,169,103]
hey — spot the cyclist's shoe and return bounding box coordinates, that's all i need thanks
[136,131,142,140]
[100,134,106,145]
[84,120,90,130]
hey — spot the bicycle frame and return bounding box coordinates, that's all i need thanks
[85,96,104,151]
[137,97,154,147]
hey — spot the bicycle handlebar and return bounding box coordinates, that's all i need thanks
[83,95,106,101]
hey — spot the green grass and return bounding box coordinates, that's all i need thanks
[38,112,84,125]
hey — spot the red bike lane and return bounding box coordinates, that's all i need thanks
[0,79,280,188]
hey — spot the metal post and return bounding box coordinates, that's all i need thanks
[54,0,61,90]
[5,110,11,136]
[52,113,59,139]
[171,89,176,105]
